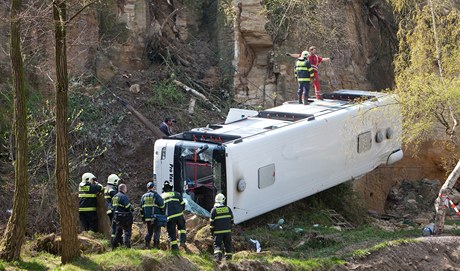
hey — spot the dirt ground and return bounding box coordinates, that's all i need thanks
[332,236,460,271]
[333,179,460,271]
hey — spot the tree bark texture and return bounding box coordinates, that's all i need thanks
[53,0,80,263]
[0,0,29,261]
[435,160,460,234]
[97,194,111,238]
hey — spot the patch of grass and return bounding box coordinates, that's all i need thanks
[147,81,186,107]
[242,213,420,260]
[13,252,59,271]
[186,252,214,271]
[352,239,418,258]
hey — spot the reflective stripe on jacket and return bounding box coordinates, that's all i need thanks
[161,191,185,220]
[294,59,315,82]
[141,191,165,221]
[112,192,132,214]
[210,204,233,235]
[78,182,103,212]
[104,185,118,214]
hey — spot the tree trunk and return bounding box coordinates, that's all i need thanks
[53,0,80,263]
[435,160,460,234]
[97,194,111,238]
[0,0,29,261]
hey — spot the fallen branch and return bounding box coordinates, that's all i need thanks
[173,79,221,113]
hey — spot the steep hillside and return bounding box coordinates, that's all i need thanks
[0,0,449,236]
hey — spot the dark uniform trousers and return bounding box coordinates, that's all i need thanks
[145,220,162,249]
[79,211,98,232]
[167,216,186,250]
[213,232,233,261]
[112,212,133,248]
[108,213,117,241]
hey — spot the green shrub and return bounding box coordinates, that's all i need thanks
[148,81,186,106]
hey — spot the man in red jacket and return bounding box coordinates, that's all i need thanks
[308,46,332,99]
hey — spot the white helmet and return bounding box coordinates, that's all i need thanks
[215,193,226,204]
[82,172,96,183]
[300,50,310,59]
[107,174,120,186]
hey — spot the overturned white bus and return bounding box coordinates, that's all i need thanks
[153,90,403,224]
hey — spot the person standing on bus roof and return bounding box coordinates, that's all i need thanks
[159,117,175,136]
[161,181,187,251]
[294,51,315,105]
[308,46,333,99]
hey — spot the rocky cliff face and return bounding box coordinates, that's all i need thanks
[230,0,397,106]
[0,0,447,219]
[0,0,396,106]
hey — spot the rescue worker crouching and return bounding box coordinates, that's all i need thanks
[140,181,166,249]
[210,193,234,262]
[112,184,134,249]
[161,181,187,251]
[105,174,120,242]
[78,172,104,232]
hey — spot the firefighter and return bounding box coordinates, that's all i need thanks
[210,193,234,262]
[294,51,315,105]
[105,174,120,241]
[78,172,104,232]
[112,184,133,249]
[161,181,186,250]
[140,181,165,249]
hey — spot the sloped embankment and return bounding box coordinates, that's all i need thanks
[333,236,460,271]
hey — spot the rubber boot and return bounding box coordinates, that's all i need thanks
[214,252,223,262]
[153,240,160,249]
[303,99,309,105]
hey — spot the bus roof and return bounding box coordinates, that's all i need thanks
[169,90,388,144]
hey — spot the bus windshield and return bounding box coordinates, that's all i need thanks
[176,142,226,211]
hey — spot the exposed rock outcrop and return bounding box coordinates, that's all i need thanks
[230,0,397,106]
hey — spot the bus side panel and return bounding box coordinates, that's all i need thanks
[227,98,402,224]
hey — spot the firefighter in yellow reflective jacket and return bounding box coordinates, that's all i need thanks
[210,193,234,262]
[140,181,165,249]
[105,174,120,241]
[112,184,134,249]
[78,172,103,232]
[161,181,186,250]
[294,51,315,105]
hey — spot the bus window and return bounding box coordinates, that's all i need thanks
[178,143,225,211]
